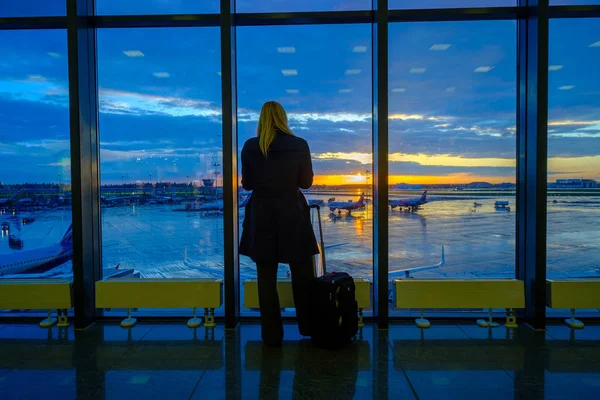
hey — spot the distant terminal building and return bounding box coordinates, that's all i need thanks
[495,182,516,189]
[202,179,215,188]
[466,182,494,189]
[392,183,423,190]
[550,179,597,189]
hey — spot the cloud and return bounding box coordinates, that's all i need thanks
[25,75,47,82]
[314,152,515,168]
[100,90,372,126]
[100,139,175,148]
[99,88,222,119]
[0,142,17,155]
[389,113,425,121]
[550,132,600,139]
[548,119,600,127]
[15,139,69,152]
[42,158,71,168]
[314,150,600,181]
[315,152,372,165]
[289,112,369,124]
[99,145,221,163]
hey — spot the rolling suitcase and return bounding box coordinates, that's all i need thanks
[309,204,359,348]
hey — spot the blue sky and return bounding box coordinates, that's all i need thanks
[0,4,598,185]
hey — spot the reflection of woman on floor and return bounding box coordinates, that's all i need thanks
[257,339,359,399]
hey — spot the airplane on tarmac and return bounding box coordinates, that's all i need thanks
[389,191,428,211]
[328,193,366,215]
[0,225,73,276]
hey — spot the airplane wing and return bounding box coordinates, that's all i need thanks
[389,246,445,278]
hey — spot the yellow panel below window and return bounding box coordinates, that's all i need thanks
[394,279,525,309]
[95,278,223,309]
[243,278,372,309]
[547,279,600,309]
[0,279,72,310]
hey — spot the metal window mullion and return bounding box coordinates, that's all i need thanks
[67,0,101,329]
[549,5,600,19]
[388,6,521,22]
[89,14,221,28]
[221,0,240,330]
[516,0,548,331]
[373,0,389,330]
[234,10,373,26]
[0,16,67,30]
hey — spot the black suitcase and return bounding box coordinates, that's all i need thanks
[309,204,359,348]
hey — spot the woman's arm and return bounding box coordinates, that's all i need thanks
[298,140,314,189]
[241,142,254,191]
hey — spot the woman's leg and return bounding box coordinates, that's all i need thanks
[289,257,316,336]
[256,261,283,344]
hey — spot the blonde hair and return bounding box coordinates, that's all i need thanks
[257,101,294,156]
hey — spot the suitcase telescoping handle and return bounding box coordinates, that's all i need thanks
[308,204,326,274]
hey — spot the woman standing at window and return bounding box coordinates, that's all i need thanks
[239,101,319,346]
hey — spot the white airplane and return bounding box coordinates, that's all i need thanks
[0,225,73,276]
[387,246,445,301]
[328,193,366,215]
[389,191,428,211]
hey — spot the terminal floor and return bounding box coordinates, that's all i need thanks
[0,321,599,399]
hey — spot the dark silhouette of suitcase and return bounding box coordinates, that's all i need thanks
[308,204,359,349]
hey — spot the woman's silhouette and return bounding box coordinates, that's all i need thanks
[239,101,319,346]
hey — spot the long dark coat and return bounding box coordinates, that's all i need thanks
[239,131,319,264]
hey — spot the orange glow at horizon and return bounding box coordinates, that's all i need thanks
[313,173,515,186]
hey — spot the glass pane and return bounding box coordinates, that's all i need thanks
[388,21,517,299]
[0,30,72,282]
[0,0,65,17]
[96,0,219,15]
[547,18,600,280]
[236,0,371,13]
[97,27,223,313]
[390,0,516,9]
[237,24,373,313]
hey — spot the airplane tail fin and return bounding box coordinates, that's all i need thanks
[358,192,365,205]
[239,194,251,207]
[421,191,428,202]
[60,224,73,247]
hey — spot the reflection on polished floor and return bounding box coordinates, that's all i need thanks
[0,322,599,399]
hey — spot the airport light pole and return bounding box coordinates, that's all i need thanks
[366,170,371,217]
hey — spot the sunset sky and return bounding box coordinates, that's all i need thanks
[0,4,598,186]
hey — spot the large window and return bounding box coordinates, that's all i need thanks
[547,18,600,279]
[236,24,373,312]
[0,29,72,281]
[388,21,517,286]
[97,28,223,301]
